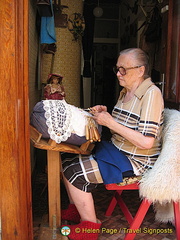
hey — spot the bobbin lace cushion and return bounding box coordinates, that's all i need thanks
[30,100,93,145]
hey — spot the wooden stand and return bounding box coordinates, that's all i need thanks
[30,125,94,229]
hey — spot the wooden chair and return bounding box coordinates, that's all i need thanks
[30,125,94,229]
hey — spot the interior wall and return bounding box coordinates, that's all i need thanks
[29,0,41,113]
[41,0,83,107]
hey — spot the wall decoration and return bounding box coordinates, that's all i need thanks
[68,13,85,41]
[53,0,68,28]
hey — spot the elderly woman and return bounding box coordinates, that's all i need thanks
[61,48,164,240]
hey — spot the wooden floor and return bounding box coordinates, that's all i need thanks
[33,171,176,240]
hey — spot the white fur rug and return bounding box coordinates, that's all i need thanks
[139,108,180,222]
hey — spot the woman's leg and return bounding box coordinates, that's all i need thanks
[62,173,74,204]
[61,155,103,239]
[63,176,97,223]
[62,154,103,223]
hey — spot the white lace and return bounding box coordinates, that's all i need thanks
[42,100,91,143]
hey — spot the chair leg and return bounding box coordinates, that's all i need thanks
[124,199,152,240]
[105,190,122,216]
[173,201,180,240]
[116,192,134,225]
[105,190,134,224]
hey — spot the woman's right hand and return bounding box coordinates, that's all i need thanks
[90,105,107,113]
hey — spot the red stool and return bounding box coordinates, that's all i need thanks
[105,182,180,240]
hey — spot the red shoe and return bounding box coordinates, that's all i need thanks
[60,220,102,240]
[62,204,81,223]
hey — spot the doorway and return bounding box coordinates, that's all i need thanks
[92,43,119,113]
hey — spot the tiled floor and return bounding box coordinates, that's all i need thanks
[33,171,177,240]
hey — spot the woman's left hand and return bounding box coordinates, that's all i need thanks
[92,111,114,127]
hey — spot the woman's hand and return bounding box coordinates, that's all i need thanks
[90,105,107,113]
[92,111,114,127]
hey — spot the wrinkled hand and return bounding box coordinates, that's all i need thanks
[90,105,107,113]
[92,111,114,127]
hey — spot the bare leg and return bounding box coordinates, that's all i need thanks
[63,176,97,223]
[62,173,74,204]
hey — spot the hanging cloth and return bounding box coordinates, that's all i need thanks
[37,0,53,17]
[40,0,56,44]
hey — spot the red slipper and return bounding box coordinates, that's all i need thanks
[62,204,81,223]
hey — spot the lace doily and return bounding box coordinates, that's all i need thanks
[42,100,91,143]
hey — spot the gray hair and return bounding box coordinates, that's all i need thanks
[119,48,150,79]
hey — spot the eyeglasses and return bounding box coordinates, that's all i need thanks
[113,65,143,76]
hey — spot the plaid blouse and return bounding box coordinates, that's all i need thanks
[111,78,164,175]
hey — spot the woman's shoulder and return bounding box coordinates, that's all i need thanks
[143,82,164,109]
[146,82,163,95]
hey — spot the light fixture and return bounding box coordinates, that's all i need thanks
[93,0,103,17]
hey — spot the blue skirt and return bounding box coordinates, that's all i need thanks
[94,141,134,184]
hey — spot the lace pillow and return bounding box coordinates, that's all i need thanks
[30,100,99,145]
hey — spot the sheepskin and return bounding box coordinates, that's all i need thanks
[139,108,180,222]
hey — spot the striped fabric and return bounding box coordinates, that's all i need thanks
[62,154,103,192]
[111,78,164,175]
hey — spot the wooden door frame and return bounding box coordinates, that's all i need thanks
[0,0,33,239]
[165,0,180,107]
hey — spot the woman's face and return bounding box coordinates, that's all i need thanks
[116,54,141,89]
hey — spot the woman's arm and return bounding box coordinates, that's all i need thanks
[92,111,155,149]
